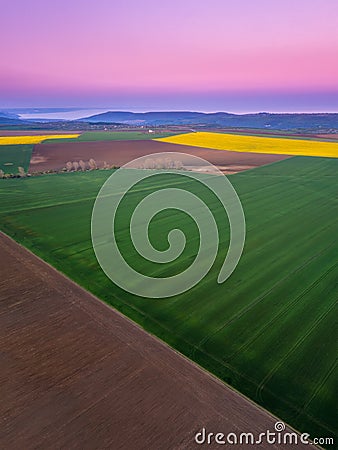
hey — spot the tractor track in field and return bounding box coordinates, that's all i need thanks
[190,236,336,359]
[255,292,337,402]
[224,249,337,362]
[297,359,337,419]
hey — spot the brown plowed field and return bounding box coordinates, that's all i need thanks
[0,232,314,449]
[29,140,289,174]
[315,133,338,140]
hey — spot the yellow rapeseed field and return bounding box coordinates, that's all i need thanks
[0,134,80,145]
[156,132,338,158]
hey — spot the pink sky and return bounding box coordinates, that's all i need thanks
[1,0,338,111]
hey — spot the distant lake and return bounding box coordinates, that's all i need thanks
[19,109,110,120]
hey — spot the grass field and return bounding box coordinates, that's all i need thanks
[0,134,80,145]
[0,156,337,440]
[157,132,338,158]
[42,131,179,143]
[0,144,34,174]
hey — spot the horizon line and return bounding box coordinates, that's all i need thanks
[12,107,338,119]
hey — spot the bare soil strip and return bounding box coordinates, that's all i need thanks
[0,232,315,449]
[29,139,289,174]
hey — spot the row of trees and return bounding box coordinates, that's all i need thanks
[0,167,27,178]
[139,157,184,170]
[0,159,115,180]
[64,158,112,172]
[0,157,185,180]
[65,157,185,172]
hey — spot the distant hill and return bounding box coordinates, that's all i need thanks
[0,111,25,125]
[0,110,20,119]
[0,116,29,125]
[78,111,338,130]
[0,109,337,131]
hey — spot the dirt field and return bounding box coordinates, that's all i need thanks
[315,133,338,140]
[0,232,314,449]
[29,139,289,174]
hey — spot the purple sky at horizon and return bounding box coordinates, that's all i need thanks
[1,0,338,112]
